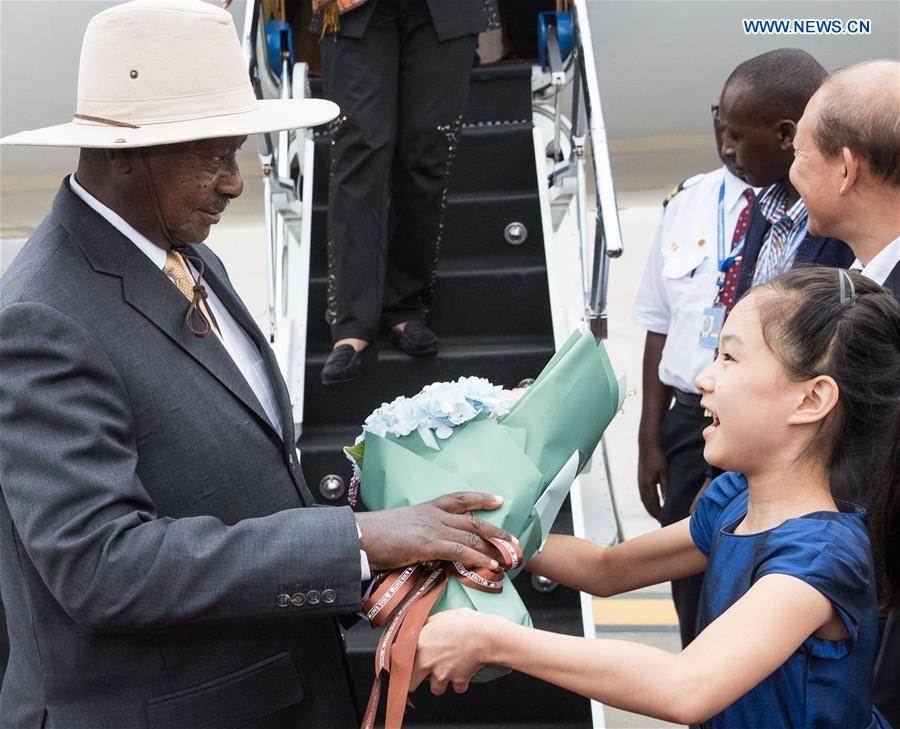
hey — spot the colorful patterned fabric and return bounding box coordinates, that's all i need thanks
[751,184,810,286]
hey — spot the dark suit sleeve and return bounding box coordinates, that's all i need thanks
[0,301,362,630]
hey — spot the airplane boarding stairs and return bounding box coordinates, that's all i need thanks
[297,63,594,728]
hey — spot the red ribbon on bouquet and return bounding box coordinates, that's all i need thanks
[360,536,522,729]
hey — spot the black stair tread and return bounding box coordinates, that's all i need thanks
[306,339,552,366]
[310,189,540,214]
[298,423,361,441]
[434,256,545,274]
[469,62,532,82]
[300,334,555,372]
[306,281,552,352]
[457,120,533,136]
[445,189,538,205]
[309,263,546,286]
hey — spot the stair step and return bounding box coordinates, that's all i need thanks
[440,191,545,266]
[303,265,553,351]
[449,123,537,195]
[464,63,534,125]
[303,340,555,427]
[311,122,537,203]
[309,63,533,126]
[308,191,546,275]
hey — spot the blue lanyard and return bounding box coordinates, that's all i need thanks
[715,180,744,289]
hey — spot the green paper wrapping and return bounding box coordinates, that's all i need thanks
[358,330,625,678]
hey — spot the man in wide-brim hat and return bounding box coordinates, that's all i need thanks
[0,2,509,726]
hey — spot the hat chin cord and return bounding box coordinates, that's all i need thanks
[140,150,220,338]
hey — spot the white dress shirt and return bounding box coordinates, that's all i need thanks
[851,236,900,286]
[634,166,757,393]
[69,175,371,581]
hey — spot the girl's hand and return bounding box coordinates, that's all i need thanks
[412,609,499,695]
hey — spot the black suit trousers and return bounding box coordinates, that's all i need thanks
[320,0,477,342]
[660,400,710,648]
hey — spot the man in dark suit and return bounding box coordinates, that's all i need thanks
[712,49,854,301]
[790,59,900,728]
[317,0,500,383]
[0,3,511,727]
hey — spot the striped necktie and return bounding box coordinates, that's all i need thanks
[162,250,221,337]
[717,188,756,313]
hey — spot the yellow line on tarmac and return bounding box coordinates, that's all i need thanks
[593,598,678,626]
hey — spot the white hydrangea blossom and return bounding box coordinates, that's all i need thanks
[362,377,514,439]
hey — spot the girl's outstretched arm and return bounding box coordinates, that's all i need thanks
[527,517,707,597]
[413,573,836,726]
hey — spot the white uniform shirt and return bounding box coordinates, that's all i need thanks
[851,236,900,286]
[633,166,757,394]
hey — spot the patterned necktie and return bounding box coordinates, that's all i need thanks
[717,188,756,313]
[162,250,220,337]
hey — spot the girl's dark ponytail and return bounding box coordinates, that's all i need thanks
[755,267,900,609]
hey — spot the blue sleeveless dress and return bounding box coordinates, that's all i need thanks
[690,472,891,729]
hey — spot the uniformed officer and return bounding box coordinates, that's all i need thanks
[633,103,757,647]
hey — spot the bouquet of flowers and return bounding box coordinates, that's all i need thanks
[346,330,624,728]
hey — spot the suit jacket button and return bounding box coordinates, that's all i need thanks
[276,593,290,608]
[290,592,306,607]
[322,589,336,604]
[306,590,321,605]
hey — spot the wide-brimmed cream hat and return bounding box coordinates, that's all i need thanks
[0,0,338,148]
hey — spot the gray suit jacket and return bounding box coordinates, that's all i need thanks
[0,180,362,729]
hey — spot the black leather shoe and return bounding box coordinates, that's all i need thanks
[389,321,440,357]
[321,344,377,385]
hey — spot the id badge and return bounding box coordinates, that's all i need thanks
[698,305,725,348]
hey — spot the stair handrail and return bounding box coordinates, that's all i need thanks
[242,0,303,342]
[571,0,623,340]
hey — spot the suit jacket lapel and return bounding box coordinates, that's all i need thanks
[55,182,278,440]
[192,247,318,507]
[736,204,767,300]
[193,247,297,446]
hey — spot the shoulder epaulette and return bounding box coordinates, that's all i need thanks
[662,173,704,208]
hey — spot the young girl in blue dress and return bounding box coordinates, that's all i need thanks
[413,268,900,728]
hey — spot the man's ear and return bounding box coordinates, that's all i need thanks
[839,146,860,194]
[778,119,798,150]
[106,148,137,175]
[788,375,839,426]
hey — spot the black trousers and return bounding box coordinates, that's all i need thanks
[320,0,477,342]
[660,399,711,647]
